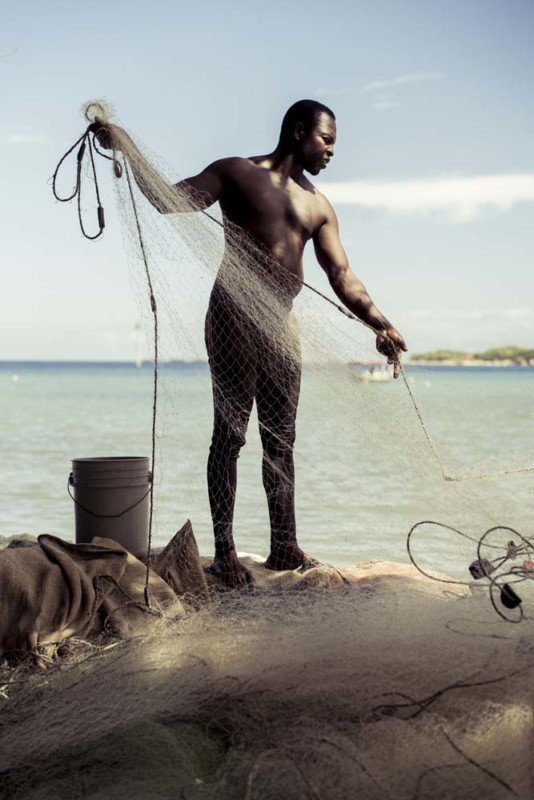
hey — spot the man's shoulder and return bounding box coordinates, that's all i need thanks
[314,185,336,218]
[207,156,252,176]
[299,177,334,214]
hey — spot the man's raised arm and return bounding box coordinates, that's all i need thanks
[94,123,222,213]
[313,197,407,376]
[172,163,223,212]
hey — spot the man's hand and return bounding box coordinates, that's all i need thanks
[376,327,407,379]
[91,121,124,152]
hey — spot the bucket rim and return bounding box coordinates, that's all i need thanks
[72,457,149,463]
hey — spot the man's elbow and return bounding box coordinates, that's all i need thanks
[327,261,349,291]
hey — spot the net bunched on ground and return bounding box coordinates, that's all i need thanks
[1,587,533,799]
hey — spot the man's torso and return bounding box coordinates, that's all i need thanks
[216,156,328,281]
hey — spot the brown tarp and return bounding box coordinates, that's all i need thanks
[0,534,184,661]
[0,535,127,659]
[93,535,184,636]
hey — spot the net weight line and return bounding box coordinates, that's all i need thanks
[122,158,158,606]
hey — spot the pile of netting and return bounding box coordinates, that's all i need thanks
[1,585,533,799]
[11,99,531,798]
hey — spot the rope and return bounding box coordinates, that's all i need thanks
[51,123,112,240]
[400,360,534,480]
[406,520,534,622]
[122,158,159,608]
[52,124,158,607]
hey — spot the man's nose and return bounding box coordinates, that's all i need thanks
[326,145,334,157]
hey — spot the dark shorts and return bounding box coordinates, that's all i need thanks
[205,278,302,452]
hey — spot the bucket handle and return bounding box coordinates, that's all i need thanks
[68,472,152,519]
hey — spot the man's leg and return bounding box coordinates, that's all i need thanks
[256,319,305,570]
[205,285,257,587]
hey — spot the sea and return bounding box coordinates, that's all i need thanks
[1,360,533,580]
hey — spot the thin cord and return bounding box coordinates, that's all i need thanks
[122,158,159,607]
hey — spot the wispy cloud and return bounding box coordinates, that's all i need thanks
[5,133,46,145]
[318,173,534,222]
[317,73,441,110]
[362,72,442,93]
[373,96,401,112]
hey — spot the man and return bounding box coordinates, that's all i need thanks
[98,100,407,589]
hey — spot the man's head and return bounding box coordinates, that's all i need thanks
[278,99,336,175]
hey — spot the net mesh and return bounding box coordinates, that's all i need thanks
[2,99,533,798]
[1,588,533,798]
[79,100,534,568]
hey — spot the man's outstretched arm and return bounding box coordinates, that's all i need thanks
[313,197,407,375]
[95,123,222,213]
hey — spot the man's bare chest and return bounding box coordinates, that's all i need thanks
[222,169,323,238]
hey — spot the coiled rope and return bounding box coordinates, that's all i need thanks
[407,520,534,622]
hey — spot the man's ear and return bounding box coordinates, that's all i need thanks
[294,122,306,142]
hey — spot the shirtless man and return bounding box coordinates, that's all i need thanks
[98,100,407,588]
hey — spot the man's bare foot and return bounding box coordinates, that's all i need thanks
[204,551,255,589]
[264,544,316,572]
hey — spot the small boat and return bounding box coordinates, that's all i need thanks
[351,363,393,383]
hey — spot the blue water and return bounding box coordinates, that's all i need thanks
[1,361,533,576]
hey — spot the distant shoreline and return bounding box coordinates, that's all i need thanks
[2,359,534,370]
[0,360,207,368]
[407,359,534,368]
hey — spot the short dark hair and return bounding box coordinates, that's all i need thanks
[279,99,335,147]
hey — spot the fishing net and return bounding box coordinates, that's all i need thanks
[1,587,533,799]
[54,99,534,571]
[2,99,533,798]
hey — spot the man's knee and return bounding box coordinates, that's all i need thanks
[210,420,247,461]
[259,426,295,460]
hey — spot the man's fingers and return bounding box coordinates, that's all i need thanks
[376,330,406,378]
[92,121,115,150]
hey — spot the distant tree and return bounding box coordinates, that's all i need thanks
[412,346,534,364]
[411,350,469,362]
[474,346,532,362]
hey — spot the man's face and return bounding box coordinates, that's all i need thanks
[296,112,337,176]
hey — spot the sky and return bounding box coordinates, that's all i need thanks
[1,0,533,360]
